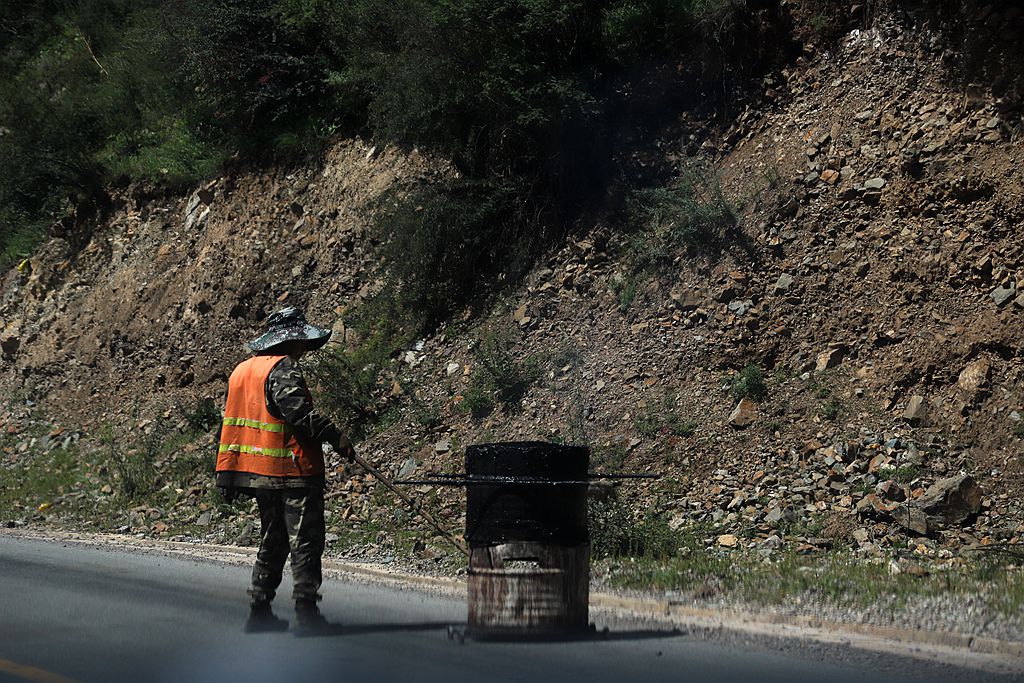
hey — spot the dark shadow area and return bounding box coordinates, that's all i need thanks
[465,626,684,644]
[285,620,460,639]
[274,618,684,644]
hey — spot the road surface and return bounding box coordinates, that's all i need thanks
[0,535,1015,683]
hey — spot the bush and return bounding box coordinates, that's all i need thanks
[306,339,394,440]
[589,495,679,560]
[730,363,767,401]
[182,398,221,434]
[349,0,609,193]
[629,161,736,268]
[180,0,357,151]
[460,331,541,419]
[374,178,539,332]
[101,423,159,500]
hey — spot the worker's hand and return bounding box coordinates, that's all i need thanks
[331,434,356,463]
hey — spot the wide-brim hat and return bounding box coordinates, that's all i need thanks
[248,306,332,353]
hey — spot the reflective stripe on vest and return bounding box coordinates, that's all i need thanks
[221,417,286,433]
[216,354,324,478]
[218,443,292,458]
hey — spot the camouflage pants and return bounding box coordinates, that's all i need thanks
[247,488,325,604]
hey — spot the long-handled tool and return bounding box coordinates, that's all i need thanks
[351,452,470,559]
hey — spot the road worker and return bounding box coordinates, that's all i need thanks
[216,306,354,632]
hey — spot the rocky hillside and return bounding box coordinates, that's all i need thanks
[2,7,1023,569]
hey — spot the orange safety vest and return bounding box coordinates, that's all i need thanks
[216,355,324,478]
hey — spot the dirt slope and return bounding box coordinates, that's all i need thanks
[1,10,1022,557]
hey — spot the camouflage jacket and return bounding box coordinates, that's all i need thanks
[216,354,341,490]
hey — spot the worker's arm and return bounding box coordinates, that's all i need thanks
[265,356,355,459]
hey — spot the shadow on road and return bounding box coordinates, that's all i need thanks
[289,620,457,638]
[280,619,683,643]
[467,627,684,644]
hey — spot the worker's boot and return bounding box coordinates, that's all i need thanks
[244,600,289,633]
[293,598,330,636]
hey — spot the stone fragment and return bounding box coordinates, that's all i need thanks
[856,493,896,516]
[669,287,702,311]
[815,347,845,371]
[890,506,930,535]
[446,362,461,376]
[727,299,753,316]
[868,453,889,473]
[852,528,870,544]
[902,395,926,424]
[714,285,737,304]
[820,169,840,184]
[915,474,983,526]
[772,274,794,294]
[434,439,452,454]
[863,177,886,190]
[398,457,418,479]
[0,334,19,359]
[957,359,991,398]
[729,399,757,428]
[1014,294,1024,309]
[717,534,738,547]
[991,286,1016,307]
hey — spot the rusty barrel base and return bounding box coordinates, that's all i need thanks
[467,541,589,639]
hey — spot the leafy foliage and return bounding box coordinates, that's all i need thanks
[460,331,541,419]
[589,495,680,560]
[730,363,768,401]
[628,161,737,268]
[373,178,539,332]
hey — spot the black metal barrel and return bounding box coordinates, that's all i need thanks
[465,442,590,638]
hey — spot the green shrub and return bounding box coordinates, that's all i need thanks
[730,363,767,401]
[349,0,609,192]
[821,396,843,421]
[460,330,541,419]
[180,0,355,150]
[632,161,736,260]
[182,398,221,434]
[374,178,537,332]
[589,495,679,560]
[101,423,160,500]
[306,340,392,440]
[635,394,698,437]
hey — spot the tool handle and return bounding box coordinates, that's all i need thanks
[352,452,470,558]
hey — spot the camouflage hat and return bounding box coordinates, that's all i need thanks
[248,307,332,353]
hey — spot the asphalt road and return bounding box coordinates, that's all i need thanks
[0,535,1015,683]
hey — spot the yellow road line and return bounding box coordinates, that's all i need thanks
[0,658,79,683]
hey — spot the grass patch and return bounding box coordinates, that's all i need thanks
[598,527,1024,619]
[635,395,698,438]
[876,464,921,484]
[821,396,843,421]
[626,161,737,271]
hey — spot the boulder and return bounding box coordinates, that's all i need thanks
[915,474,983,526]
[729,399,757,428]
[902,395,926,424]
[815,347,845,371]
